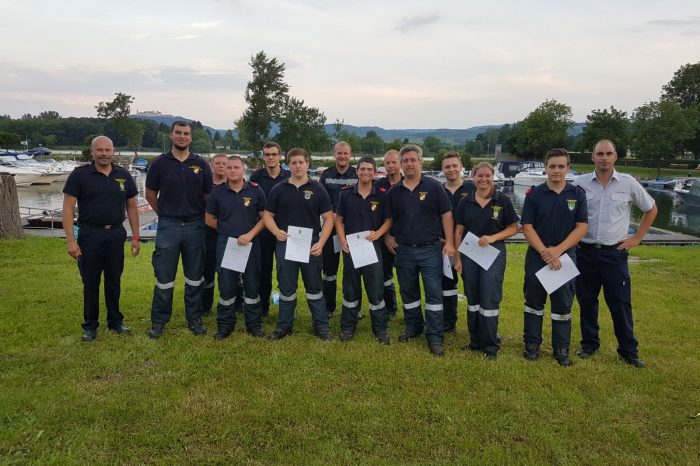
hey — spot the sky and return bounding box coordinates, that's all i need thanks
[1,0,699,130]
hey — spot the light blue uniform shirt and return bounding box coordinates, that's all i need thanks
[573,169,655,245]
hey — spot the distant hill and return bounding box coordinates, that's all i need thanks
[132,111,584,145]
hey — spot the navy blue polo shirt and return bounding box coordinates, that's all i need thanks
[336,184,386,235]
[206,181,266,238]
[320,165,358,211]
[444,180,477,210]
[145,151,213,218]
[384,176,452,245]
[249,167,290,196]
[63,163,137,225]
[454,191,519,243]
[520,182,588,252]
[266,178,332,242]
[374,176,402,193]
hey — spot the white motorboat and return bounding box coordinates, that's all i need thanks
[513,167,578,186]
[0,158,47,186]
[674,178,700,208]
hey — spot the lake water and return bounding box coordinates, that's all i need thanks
[14,174,700,237]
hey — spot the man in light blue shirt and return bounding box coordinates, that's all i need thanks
[572,139,657,368]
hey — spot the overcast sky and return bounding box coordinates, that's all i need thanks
[1,0,699,130]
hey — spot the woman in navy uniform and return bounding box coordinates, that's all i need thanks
[520,148,588,366]
[454,162,518,359]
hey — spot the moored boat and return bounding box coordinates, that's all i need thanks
[674,178,700,208]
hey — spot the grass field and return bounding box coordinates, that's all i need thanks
[1,237,699,464]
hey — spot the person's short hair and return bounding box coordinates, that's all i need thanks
[399,144,423,160]
[592,139,617,154]
[334,141,352,153]
[545,148,570,165]
[171,120,190,132]
[91,135,113,148]
[442,151,461,164]
[211,153,228,162]
[286,148,308,163]
[227,155,244,165]
[263,141,282,154]
[357,156,376,170]
[384,149,399,160]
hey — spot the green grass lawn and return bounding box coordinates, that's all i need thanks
[1,237,699,464]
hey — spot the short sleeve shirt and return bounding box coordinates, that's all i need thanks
[206,181,266,238]
[320,166,358,211]
[145,151,213,218]
[444,180,477,210]
[384,176,452,245]
[454,191,519,244]
[573,170,655,245]
[249,167,291,196]
[336,184,386,235]
[63,163,137,225]
[520,182,588,253]
[266,178,332,242]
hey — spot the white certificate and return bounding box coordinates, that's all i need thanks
[535,253,580,294]
[221,237,252,273]
[285,226,313,263]
[332,234,342,253]
[458,231,500,271]
[443,254,455,279]
[346,230,379,268]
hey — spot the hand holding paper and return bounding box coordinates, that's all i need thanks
[535,253,580,294]
[458,231,501,271]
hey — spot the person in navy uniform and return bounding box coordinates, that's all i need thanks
[319,141,358,318]
[201,153,229,316]
[520,148,588,366]
[263,148,335,340]
[249,141,290,316]
[573,139,657,368]
[335,156,392,344]
[440,151,476,332]
[453,162,518,359]
[62,136,140,341]
[384,144,455,356]
[376,149,402,317]
[205,156,267,339]
[145,121,213,339]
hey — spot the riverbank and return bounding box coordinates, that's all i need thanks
[1,237,698,463]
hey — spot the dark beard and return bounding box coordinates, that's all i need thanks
[173,143,190,152]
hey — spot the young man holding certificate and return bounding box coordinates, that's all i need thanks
[205,156,267,340]
[335,156,392,344]
[520,148,588,366]
[453,162,518,359]
[263,148,335,341]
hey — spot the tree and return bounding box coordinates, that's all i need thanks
[662,62,700,157]
[276,97,328,153]
[235,51,290,149]
[422,136,444,156]
[511,99,573,158]
[95,93,142,154]
[222,129,236,149]
[360,130,386,155]
[579,106,631,155]
[190,128,213,154]
[0,131,21,148]
[21,113,33,120]
[631,100,699,175]
[332,119,344,139]
[37,110,61,120]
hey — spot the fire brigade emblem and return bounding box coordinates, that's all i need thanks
[370,201,379,211]
[243,197,251,207]
[304,190,313,200]
[419,192,427,201]
[567,199,576,211]
[115,178,126,191]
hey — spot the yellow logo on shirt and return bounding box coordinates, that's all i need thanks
[243,197,251,207]
[190,166,201,174]
[492,205,501,220]
[461,192,469,198]
[370,201,379,211]
[419,192,428,201]
[304,190,313,200]
[115,178,126,191]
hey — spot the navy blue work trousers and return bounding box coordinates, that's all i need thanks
[340,244,389,335]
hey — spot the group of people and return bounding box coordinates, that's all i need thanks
[62,121,657,367]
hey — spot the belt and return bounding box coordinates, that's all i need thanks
[580,242,621,250]
[162,215,203,223]
[79,222,122,230]
[399,240,439,248]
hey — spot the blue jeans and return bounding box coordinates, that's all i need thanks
[151,216,205,324]
[275,241,329,332]
[216,236,262,332]
[395,243,444,343]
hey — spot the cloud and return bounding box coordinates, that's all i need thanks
[647,16,700,35]
[173,34,198,40]
[395,13,441,34]
[188,21,221,30]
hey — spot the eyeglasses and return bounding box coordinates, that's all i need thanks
[263,153,280,157]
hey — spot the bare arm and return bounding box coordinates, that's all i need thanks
[146,189,159,214]
[62,194,80,259]
[441,211,455,257]
[205,212,218,230]
[263,211,288,241]
[238,213,266,246]
[453,224,465,273]
[540,222,588,270]
[367,218,391,242]
[125,196,140,256]
[478,223,519,247]
[620,204,658,250]
[311,211,335,256]
[334,215,349,253]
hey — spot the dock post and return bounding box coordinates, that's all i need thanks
[0,175,24,239]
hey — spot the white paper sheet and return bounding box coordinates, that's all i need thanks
[458,231,501,271]
[220,237,253,273]
[332,234,342,253]
[285,226,313,263]
[346,230,379,268]
[443,254,455,278]
[535,253,580,294]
